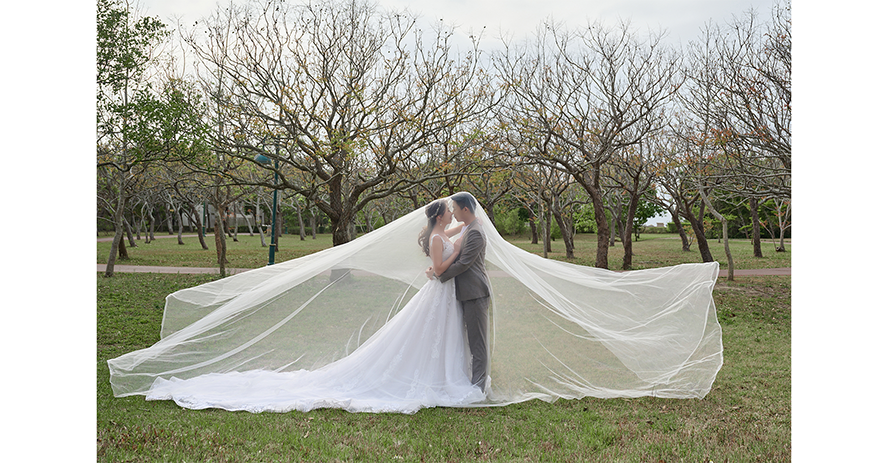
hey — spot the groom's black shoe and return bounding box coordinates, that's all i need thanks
[473,377,487,393]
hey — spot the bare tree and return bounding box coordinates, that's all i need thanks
[183,0,499,246]
[461,133,516,229]
[761,196,790,252]
[680,1,791,220]
[604,138,665,270]
[657,131,716,263]
[495,20,682,268]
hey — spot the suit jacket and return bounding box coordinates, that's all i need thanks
[438,219,491,301]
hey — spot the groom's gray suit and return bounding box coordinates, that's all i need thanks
[438,219,490,390]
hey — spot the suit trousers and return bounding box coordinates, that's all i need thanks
[461,296,489,390]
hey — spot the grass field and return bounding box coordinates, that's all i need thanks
[97,231,790,461]
[97,231,791,272]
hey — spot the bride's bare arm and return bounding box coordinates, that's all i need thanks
[430,235,461,276]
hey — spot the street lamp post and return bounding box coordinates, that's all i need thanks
[254,147,280,265]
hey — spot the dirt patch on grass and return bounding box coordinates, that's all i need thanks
[714,276,791,300]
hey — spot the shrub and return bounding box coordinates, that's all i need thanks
[496,207,528,236]
[574,203,596,233]
[644,226,670,234]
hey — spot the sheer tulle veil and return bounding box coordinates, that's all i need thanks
[108,192,722,408]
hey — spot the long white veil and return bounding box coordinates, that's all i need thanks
[108,193,722,407]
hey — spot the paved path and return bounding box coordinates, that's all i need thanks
[97,263,789,277]
[97,264,252,275]
[97,234,202,243]
[721,267,790,276]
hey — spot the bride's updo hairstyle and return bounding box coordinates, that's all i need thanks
[418,199,447,256]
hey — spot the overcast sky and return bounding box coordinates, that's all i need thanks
[140,0,776,52]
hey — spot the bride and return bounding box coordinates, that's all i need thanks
[108,192,723,414]
[142,199,486,413]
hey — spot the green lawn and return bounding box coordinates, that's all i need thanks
[98,231,790,272]
[97,231,790,461]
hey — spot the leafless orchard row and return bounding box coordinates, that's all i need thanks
[97,0,790,279]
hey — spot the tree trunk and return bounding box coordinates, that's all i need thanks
[191,203,209,250]
[231,203,239,242]
[134,212,143,241]
[686,198,714,263]
[104,174,128,277]
[332,219,351,247]
[539,204,548,259]
[213,203,228,276]
[777,224,787,252]
[486,204,497,229]
[621,194,640,270]
[545,210,552,254]
[551,198,575,259]
[348,216,357,241]
[108,231,125,272]
[117,232,128,259]
[124,217,137,247]
[244,203,255,236]
[749,197,763,257]
[572,165,613,268]
[776,200,788,252]
[255,196,266,246]
[176,209,185,245]
[529,218,538,244]
[166,203,175,234]
[146,207,156,243]
[257,217,268,247]
[700,189,733,280]
[297,203,306,240]
[105,229,124,278]
[326,204,358,246]
[722,219,734,280]
[669,206,691,252]
[224,213,234,240]
[583,175,611,269]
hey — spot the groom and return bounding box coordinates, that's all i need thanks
[428,192,491,392]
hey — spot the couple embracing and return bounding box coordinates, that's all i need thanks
[420,192,491,393]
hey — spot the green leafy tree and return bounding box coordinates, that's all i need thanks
[96,0,170,277]
[573,203,596,234]
[632,198,664,241]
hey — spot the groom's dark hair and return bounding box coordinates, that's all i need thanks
[450,192,476,214]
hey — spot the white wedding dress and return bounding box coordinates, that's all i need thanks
[145,234,486,414]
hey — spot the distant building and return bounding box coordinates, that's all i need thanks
[181,205,264,230]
